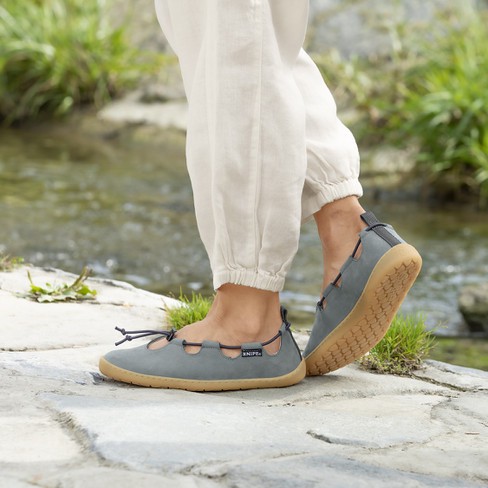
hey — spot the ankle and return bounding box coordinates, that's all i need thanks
[313,198,367,290]
[211,284,282,337]
[314,197,365,246]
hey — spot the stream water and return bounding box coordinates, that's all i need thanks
[1,121,487,335]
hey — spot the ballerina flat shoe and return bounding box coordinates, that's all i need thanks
[304,211,422,376]
[99,307,306,392]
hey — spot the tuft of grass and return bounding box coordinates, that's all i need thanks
[165,292,213,331]
[0,252,24,271]
[0,0,163,124]
[359,314,436,375]
[28,266,97,303]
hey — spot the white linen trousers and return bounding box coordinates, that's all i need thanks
[154,0,362,292]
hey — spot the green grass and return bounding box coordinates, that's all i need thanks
[0,0,162,124]
[165,292,213,330]
[0,252,23,271]
[359,314,436,375]
[315,10,488,206]
[391,12,488,206]
[27,266,97,302]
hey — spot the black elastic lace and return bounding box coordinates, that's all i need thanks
[114,327,176,346]
[113,317,290,350]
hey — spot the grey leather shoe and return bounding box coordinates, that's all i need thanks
[304,211,422,376]
[99,308,306,391]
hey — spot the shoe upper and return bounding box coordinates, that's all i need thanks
[103,322,303,381]
[304,217,405,359]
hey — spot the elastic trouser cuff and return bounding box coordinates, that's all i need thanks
[213,268,285,292]
[302,178,363,224]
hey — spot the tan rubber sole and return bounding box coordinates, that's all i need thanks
[99,356,306,392]
[306,243,422,376]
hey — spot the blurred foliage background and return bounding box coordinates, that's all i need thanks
[0,0,487,206]
[0,0,164,124]
[1,0,487,369]
[314,8,488,207]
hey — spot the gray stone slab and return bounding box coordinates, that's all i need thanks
[42,390,450,473]
[41,467,220,488]
[448,394,488,423]
[353,433,488,484]
[221,363,448,404]
[414,360,488,392]
[349,393,488,483]
[430,394,488,439]
[0,415,81,463]
[42,392,321,471]
[224,453,479,488]
[0,475,38,488]
[1,346,107,385]
[0,266,179,351]
[305,394,446,448]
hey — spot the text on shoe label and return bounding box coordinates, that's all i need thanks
[241,349,262,357]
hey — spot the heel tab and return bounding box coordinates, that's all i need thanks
[280,306,291,328]
[360,211,380,227]
[361,211,401,247]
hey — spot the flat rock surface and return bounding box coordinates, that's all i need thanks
[1,266,487,487]
[98,90,188,131]
[1,266,179,350]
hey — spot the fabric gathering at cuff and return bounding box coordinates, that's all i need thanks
[301,178,363,224]
[213,268,286,292]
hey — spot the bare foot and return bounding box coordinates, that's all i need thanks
[149,284,283,357]
[314,196,367,291]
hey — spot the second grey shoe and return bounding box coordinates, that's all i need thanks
[304,211,422,376]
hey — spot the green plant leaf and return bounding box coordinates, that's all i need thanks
[27,266,97,303]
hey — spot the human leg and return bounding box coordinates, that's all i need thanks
[99,0,311,389]
[150,0,310,350]
[157,0,309,292]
